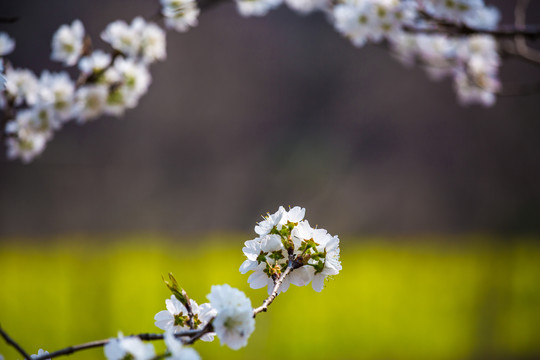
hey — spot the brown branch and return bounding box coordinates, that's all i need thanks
[511,0,540,64]
[402,23,540,39]
[0,16,19,23]
[30,328,210,360]
[253,260,294,317]
[0,324,31,360]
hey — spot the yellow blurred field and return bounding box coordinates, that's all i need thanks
[1,235,540,359]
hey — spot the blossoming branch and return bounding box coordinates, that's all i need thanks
[0,206,342,360]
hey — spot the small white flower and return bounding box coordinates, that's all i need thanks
[140,22,166,63]
[254,206,286,236]
[38,71,75,122]
[311,233,342,292]
[4,67,39,106]
[154,295,216,342]
[453,69,497,107]
[101,19,141,57]
[164,331,201,360]
[104,333,155,360]
[333,3,374,47]
[5,132,48,163]
[207,284,255,350]
[31,349,51,360]
[0,32,15,56]
[161,0,200,32]
[74,85,108,123]
[78,50,112,74]
[110,57,151,107]
[51,19,85,66]
[464,5,500,30]
[424,0,483,23]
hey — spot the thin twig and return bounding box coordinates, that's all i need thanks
[0,324,31,360]
[30,329,208,360]
[512,0,540,64]
[0,16,19,23]
[402,22,540,38]
[184,322,214,345]
[253,261,294,317]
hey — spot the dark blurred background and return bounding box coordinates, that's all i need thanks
[0,0,539,238]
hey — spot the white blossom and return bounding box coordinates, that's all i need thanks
[31,349,51,360]
[4,68,39,106]
[333,0,415,47]
[38,71,75,122]
[101,18,141,57]
[104,333,155,360]
[101,17,166,63]
[164,331,201,360]
[78,50,112,74]
[154,295,216,342]
[464,5,500,30]
[107,57,151,110]
[140,22,167,63]
[74,85,108,123]
[311,233,342,292]
[5,132,47,163]
[0,32,15,56]
[254,205,304,236]
[51,19,85,66]
[207,284,255,350]
[161,0,200,32]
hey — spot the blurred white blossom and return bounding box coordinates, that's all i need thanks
[161,0,200,32]
[0,32,15,56]
[164,331,201,360]
[4,68,39,106]
[74,84,108,123]
[78,50,112,74]
[38,70,75,122]
[51,19,85,66]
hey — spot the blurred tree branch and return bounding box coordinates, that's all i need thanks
[0,324,31,360]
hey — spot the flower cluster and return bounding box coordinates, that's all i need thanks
[160,0,200,32]
[1,16,166,163]
[423,0,500,30]
[333,0,416,47]
[241,206,342,293]
[390,33,500,106]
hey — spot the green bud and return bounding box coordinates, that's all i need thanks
[163,273,189,306]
